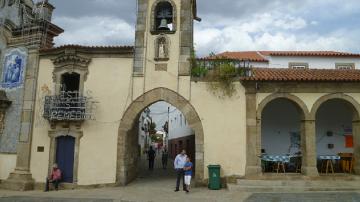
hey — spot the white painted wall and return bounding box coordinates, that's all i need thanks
[190,82,247,177]
[168,105,194,140]
[31,57,133,185]
[0,154,16,180]
[316,100,354,155]
[147,101,193,140]
[138,110,151,152]
[249,62,269,68]
[268,56,360,69]
[261,99,301,155]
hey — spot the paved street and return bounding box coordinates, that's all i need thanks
[0,157,359,202]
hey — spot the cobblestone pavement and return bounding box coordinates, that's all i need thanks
[0,157,359,202]
[245,192,360,202]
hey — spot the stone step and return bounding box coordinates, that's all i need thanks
[229,179,360,192]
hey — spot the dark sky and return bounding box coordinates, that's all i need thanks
[49,0,360,56]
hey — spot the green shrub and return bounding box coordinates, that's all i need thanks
[191,66,208,78]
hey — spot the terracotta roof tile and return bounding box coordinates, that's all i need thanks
[261,51,360,57]
[207,51,360,61]
[241,68,360,82]
[201,51,268,62]
[40,44,134,53]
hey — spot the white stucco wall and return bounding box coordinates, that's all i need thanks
[268,56,360,69]
[250,62,269,68]
[315,100,354,155]
[262,99,301,155]
[31,57,133,185]
[168,107,194,140]
[0,154,16,180]
[190,82,247,177]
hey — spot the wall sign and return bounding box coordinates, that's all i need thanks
[1,48,27,89]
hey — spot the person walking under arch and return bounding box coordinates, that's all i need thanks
[148,146,156,170]
[162,149,169,169]
[174,150,187,192]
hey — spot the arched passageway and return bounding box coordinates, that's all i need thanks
[116,88,204,185]
[259,96,307,174]
[311,94,360,175]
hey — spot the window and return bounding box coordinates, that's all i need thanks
[336,63,355,70]
[61,73,80,93]
[289,63,309,69]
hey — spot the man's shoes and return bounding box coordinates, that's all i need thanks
[185,189,189,193]
[174,189,179,192]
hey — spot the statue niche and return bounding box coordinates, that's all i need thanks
[155,36,169,61]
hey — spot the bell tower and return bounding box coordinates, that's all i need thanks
[132,0,200,100]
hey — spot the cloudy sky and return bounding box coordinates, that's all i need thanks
[50,0,360,56]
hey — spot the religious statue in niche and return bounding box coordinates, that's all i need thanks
[156,37,169,60]
[1,48,27,89]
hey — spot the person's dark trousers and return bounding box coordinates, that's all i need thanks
[149,158,155,170]
[175,169,186,191]
[162,159,167,169]
[45,178,60,191]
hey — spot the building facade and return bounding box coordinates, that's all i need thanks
[0,0,360,191]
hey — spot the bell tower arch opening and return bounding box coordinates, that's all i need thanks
[154,1,174,31]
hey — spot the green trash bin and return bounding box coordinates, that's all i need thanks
[208,165,221,190]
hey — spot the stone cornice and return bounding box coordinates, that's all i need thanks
[51,52,91,69]
[51,51,92,82]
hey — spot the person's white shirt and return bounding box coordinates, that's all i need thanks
[174,154,187,169]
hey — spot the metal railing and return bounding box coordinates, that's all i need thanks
[192,58,253,78]
[43,91,95,122]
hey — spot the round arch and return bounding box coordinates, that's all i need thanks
[150,0,178,32]
[253,93,310,175]
[310,93,360,175]
[310,93,360,120]
[116,87,204,185]
[257,93,310,120]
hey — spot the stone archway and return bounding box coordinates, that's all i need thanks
[245,93,319,177]
[116,88,204,185]
[310,93,360,175]
[257,93,310,120]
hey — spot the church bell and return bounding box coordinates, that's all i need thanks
[158,19,170,31]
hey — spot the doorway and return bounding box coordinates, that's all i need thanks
[56,136,75,183]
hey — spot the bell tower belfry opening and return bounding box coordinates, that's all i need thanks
[132,0,200,100]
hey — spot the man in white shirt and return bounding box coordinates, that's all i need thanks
[174,150,187,192]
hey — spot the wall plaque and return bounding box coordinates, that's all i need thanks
[155,64,167,71]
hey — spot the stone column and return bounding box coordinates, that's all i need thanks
[133,0,148,74]
[245,93,262,177]
[301,119,319,177]
[352,120,360,174]
[4,49,39,190]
